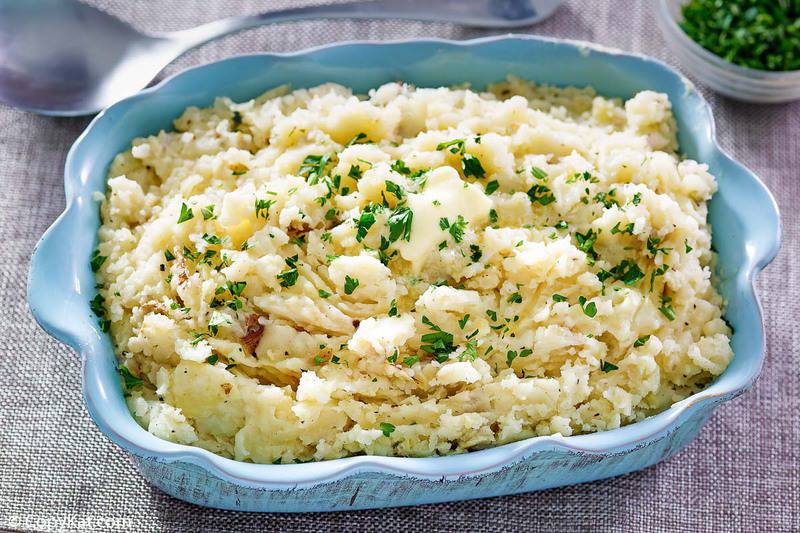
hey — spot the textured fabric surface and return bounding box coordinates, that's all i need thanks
[0,1,797,531]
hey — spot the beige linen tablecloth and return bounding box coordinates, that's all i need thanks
[1,1,797,531]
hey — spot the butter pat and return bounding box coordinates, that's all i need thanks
[394,166,492,272]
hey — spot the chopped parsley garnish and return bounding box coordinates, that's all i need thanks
[227,281,246,296]
[240,240,251,251]
[403,355,420,367]
[387,206,413,243]
[202,233,223,245]
[177,203,194,224]
[507,292,523,304]
[201,205,216,221]
[436,138,466,153]
[391,159,412,175]
[89,293,105,318]
[344,275,359,295]
[348,164,363,181]
[680,0,800,72]
[164,249,176,262]
[458,314,470,329]
[90,249,107,272]
[182,246,199,262]
[531,166,548,181]
[598,259,645,286]
[486,309,498,321]
[298,153,332,184]
[254,198,275,220]
[460,341,478,361]
[634,335,651,347]
[554,220,568,230]
[206,354,219,365]
[388,299,398,317]
[485,180,500,195]
[379,422,396,437]
[462,154,485,179]
[659,295,676,321]
[346,132,369,146]
[578,296,597,318]
[552,294,568,302]
[566,171,593,184]
[440,215,467,243]
[318,289,331,299]
[575,229,599,259]
[355,208,377,242]
[436,138,484,178]
[600,360,618,372]
[119,366,143,389]
[469,244,482,262]
[611,222,635,235]
[632,192,642,205]
[277,256,299,288]
[684,239,693,253]
[489,209,498,224]
[647,237,671,257]
[650,264,670,291]
[419,316,454,361]
[506,350,518,367]
[527,184,556,206]
[384,180,404,200]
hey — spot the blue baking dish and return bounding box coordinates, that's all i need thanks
[27,35,780,511]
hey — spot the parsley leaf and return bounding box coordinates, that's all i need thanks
[578,296,597,318]
[298,153,332,184]
[254,198,275,220]
[119,366,143,389]
[387,206,413,243]
[600,360,619,372]
[90,249,107,272]
[391,159,412,175]
[527,184,556,206]
[462,154,485,179]
[447,215,467,243]
[379,422,396,437]
[177,203,194,224]
[355,208,377,242]
[344,275,359,295]
[531,167,548,180]
[575,229,599,259]
[634,335,651,347]
[384,180,404,200]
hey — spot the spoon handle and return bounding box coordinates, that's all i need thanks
[163,0,555,51]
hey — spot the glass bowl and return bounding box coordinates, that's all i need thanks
[655,0,800,103]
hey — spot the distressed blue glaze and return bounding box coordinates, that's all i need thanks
[28,36,780,512]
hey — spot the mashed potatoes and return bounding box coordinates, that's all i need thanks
[93,78,732,463]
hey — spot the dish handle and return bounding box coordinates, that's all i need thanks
[28,203,95,351]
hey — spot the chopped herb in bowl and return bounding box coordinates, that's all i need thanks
[679,0,800,71]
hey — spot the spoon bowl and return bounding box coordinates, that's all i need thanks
[0,0,562,116]
[0,0,178,115]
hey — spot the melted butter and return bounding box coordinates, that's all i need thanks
[394,166,492,273]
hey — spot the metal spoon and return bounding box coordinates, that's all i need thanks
[0,0,561,116]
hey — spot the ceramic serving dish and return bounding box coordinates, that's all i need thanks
[28,35,780,512]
